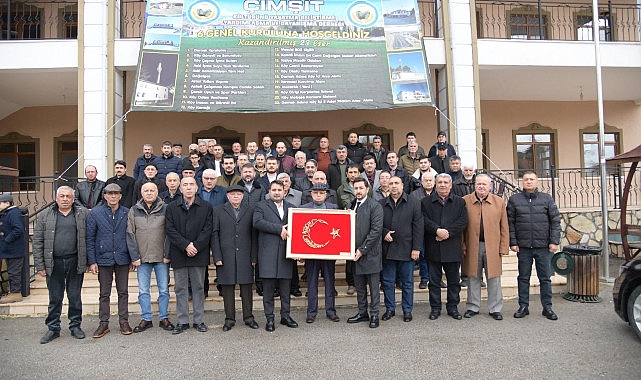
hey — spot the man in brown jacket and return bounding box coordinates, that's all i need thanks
[462,174,509,320]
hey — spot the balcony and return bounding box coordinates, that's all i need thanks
[0,1,77,39]
[476,0,641,41]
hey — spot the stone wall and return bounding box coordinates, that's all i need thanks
[561,207,641,257]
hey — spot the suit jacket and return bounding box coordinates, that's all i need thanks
[165,196,213,268]
[422,192,468,263]
[353,197,384,275]
[212,199,257,285]
[379,194,423,261]
[462,193,509,279]
[253,199,294,279]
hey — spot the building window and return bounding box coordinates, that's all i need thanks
[513,123,557,177]
[510,12,548,40]
[344,123,393,152]
[576,12,612,41]
[580,125,621,176]
[0,136,37,191]
[61,6,78,39]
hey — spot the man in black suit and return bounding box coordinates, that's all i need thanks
[253,180,298,332]
[346,177,384,328]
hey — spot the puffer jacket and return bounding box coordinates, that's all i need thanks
[86,204,131,266]
[507,189,561,248]
[127,198,167,263]
[33,204,89,275]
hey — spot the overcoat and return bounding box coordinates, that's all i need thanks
[422,192,468,263]
[165,196,212,268]
[353,197,384,275]
[212,199,257,285]
[461,193,509,279]
[379,194,423,261]
[253,199,293,279]
[0,206,25,259]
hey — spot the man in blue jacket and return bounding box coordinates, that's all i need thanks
[86,183,135,338]
[0,193,26,303]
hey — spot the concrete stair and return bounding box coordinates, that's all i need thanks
[0,253,567,316]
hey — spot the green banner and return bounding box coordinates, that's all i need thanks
[132,0,433,113]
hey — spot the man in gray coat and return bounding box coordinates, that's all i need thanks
[253,180,298,332]
[346,177,384,328]
[33,186,89,344]
[212,185,259,331]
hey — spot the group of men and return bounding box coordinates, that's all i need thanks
[29,131,561,343]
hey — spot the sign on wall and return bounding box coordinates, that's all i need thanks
[132,0,434,113]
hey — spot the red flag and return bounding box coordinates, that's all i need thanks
[287,209,354,260]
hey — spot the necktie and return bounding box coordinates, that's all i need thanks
[354,201,361,213]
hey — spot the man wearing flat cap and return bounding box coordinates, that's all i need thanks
[301,183,340,323]
[212,184,259,331]
[86,183,136,338]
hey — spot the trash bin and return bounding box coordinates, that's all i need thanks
[562,244,601,303]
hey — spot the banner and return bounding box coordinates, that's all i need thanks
[287,208,355,260]
[132,0,434,113]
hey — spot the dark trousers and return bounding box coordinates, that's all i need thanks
[254,262,263,292]
[291,263,300,292]
[45,256,84,332]
[305,260,336,317]
[428,260,461,312]
[98,264,130,323]
[221,283,254,323]
[345,260,355,287]
[262,278,291,320]
[517,247,553,309]
[5,257,24,293]
[354,272,380,317]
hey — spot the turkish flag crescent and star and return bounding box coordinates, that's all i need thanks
[289,210,353,258]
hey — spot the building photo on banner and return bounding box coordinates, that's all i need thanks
[133,0,434,112]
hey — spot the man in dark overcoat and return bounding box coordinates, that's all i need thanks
[422,173,468,321]
[346,177,384,328]
[253,180,298,332]
[212,185,259,331]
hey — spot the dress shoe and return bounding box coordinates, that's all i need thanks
[245,320,259,329]
[194,322,208,332]
[369,315,379,328]
[513,306,529,318]
[419,281,427,289]
[291,289,302,297]
[327,314,340,322]
[460,278,469,287]
[306,316,316,324]
[1,292,22,303]
[464,310,479,318]
[256,287,264,296]
[70,326,85,339]
[280,316,298,328]
[265,319,275,332]
[346,286,355,295]
[120,321,133,335]
[347,313,369,323]
[429,310,440,320]
[134,320,153,333]
[273,289,280,298]
[403,312,413,322]
[172,323,190,335]
[448,310,462,320]
[542,308,558,320]
[40,330,60,344]
[92,322,110,338]
[222,320,235,332]
[489,312,503,320]
[381,310,395,321]
[159,318,175,331]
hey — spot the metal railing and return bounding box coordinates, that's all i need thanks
[476,0,641,41]
[484,165,641,210]
[0,1,77,40]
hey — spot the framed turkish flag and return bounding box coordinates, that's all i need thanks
[287,208,355,260]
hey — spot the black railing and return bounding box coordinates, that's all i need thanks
[0,1,78,40]
[484,165,641,210]
[476,0,641,41]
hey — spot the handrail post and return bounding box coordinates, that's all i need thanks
[550,164,556,202]
[538,0,543,39]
